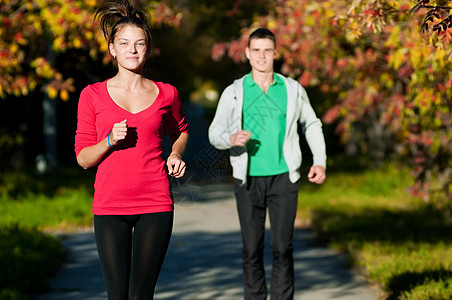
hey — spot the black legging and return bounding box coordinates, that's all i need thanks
[94,212,173,300]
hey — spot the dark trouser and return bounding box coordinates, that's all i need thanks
[234,173,299,300]
[94,211,173,300]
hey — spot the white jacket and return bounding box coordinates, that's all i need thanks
[208,73,326,184]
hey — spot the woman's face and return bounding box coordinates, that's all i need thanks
[109,25,149,72]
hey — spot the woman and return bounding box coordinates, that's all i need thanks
[74,1,188,299]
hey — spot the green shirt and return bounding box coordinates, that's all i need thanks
[243,72,289,176]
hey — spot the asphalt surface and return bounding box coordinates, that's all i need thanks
[33,181,378,300]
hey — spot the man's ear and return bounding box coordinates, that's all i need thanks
[245,47,250,60]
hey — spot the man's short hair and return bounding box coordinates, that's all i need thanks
[248,28,276,48]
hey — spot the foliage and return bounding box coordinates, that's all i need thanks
[0,225,65,298]
[0,0,183,172]
[298,164,452,299]
[0,167,95,230]
[151,0,274,95]
[410,0,452,34]
[212,0,452,206]
[173,0,273,40]
[0,0,181,101]
[401,278,452,300]
[0,167,95,298]
[343,1,452,35]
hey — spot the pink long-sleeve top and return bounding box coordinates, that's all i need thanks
[75,80,188,215]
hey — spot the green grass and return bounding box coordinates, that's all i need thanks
[0,167,95,299]
[0,167,95,231]
[0,188,93,231]
[2,162,451,299]
[298,163,452,299]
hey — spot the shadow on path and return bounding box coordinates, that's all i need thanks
[156,229,376,300]
[34,182,377,300]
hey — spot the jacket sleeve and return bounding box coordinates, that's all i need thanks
[208,85,235,150]
[298,85,327,168]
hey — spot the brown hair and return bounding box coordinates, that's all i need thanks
[248,28,276,48]
[95,0,152,48]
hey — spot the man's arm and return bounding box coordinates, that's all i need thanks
[298,85,327,184]
[208,85,237,150]
[308,165,326,184]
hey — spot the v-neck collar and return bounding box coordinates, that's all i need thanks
[101,79,162,118]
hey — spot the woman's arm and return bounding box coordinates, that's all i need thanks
[76,119,128,169]
[76,137,111,169]
[166,132,189,178]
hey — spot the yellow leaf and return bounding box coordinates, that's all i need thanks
[346,27,361,42]
[85,31,93,40]
[21,86,29,95]
[86,0,97,7]
[60,89,69,101]
[384,25,401,48]
[409,49,421,68]
[324,8,335,19]
[434,48,446,66]
[267,20,276,30]
[305,15,316,26]
[53,37,64,51]
[47,87,58,99]
[10,44,19,54]
[389,48,407,70]
[29,80,37,90]
[380,73,394,89]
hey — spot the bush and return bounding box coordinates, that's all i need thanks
[401,278,452,300]
[0,225,65,298]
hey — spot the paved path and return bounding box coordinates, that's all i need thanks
[34,182,377,300]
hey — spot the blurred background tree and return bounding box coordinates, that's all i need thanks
[0,0,271,171]
[0,0,181,171]
[0,0,450,207]
[1,0,102,171]
[149,0,274,100]
[212,0,451,208]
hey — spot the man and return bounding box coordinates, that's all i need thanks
[208,28,327,300]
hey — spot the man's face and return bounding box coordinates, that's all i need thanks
[245,38,277,74]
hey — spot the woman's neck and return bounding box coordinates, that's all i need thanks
[111,70,147,90]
